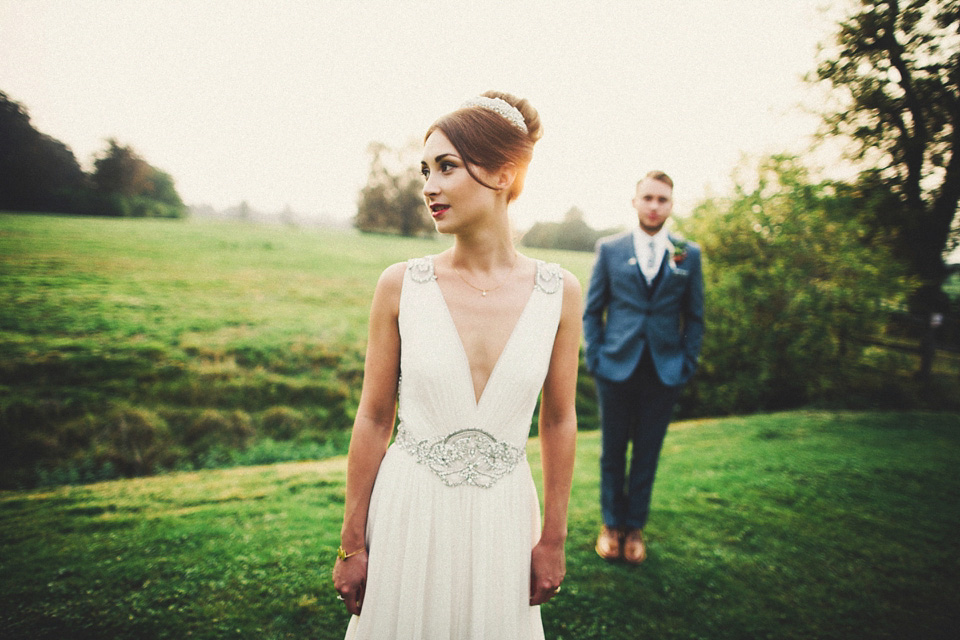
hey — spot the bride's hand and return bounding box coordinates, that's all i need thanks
[332,550,368,615]
[529,538,565,606]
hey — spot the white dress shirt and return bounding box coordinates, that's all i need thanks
[632,227,670,284]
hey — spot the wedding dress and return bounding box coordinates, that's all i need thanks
[344,255,563,640]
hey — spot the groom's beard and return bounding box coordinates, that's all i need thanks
[639,220,665,234]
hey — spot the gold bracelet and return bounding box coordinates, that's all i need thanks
[337,545,365,561]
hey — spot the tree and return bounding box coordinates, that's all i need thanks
[355,141,433,237]
[522,206,620,251]
[0,91,88,213]
[145,169,184,211]
[92,139,153,197]
[678,155,910,414]
[90,139,185,218]
[811,0,960,315]
[1,89,186,219]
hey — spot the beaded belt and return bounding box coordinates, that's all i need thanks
[394,424,525,488]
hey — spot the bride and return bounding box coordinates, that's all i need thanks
[333,91,581,639]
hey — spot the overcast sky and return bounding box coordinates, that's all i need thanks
[1,0,846,230]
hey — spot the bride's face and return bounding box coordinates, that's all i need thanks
[421,130,497,234]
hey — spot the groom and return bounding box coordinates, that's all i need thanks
[583,170,704,564]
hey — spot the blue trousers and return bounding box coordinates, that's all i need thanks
[595,350,681,530]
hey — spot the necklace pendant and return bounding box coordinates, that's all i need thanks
[481,290,487,297]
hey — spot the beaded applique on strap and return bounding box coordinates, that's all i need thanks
[394,424,525,488]
[407,256,436,283]
[408,256,561,293]
[534,261,562,294]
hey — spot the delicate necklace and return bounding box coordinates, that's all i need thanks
[453,254,519,297]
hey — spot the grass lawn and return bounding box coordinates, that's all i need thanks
[0,214,599,486]
[2,410,958,639]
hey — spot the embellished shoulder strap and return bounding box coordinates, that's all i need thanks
[534,260,563,294]
[407,255,436,283]
[408,255,559,291]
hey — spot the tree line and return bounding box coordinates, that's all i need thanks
[0,91,186,218]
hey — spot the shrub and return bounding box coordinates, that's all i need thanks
[677,155,912,414]
[91,406,178,476]
[185,409,255,453]
[260,406,307,441]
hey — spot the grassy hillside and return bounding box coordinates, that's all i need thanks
[0,214,596,487]
[4,212,955,489]
[1,411,958,639]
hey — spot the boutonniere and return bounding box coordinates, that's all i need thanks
[669,239,689,268]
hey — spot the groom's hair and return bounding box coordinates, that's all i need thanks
[638,170,673,190]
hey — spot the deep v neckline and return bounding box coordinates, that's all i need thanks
[434,265,539,408]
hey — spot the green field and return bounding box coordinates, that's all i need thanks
[0,213,596,487]
[2,214,958,638]
[1,410,958,639]
[5,212,957,489]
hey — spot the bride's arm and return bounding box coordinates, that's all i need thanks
[332,262,405,616]
[530,269,582,606]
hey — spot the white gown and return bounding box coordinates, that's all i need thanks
[344,255,564,640]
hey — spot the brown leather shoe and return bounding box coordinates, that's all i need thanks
[623,528,647,565]
[595,525,622,560]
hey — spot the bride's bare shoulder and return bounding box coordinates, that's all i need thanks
[370,262,410,312]
[378,261,409,286]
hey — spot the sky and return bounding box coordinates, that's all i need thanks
[0,0,847,231]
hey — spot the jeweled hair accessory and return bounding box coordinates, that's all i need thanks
[460,96,528,134]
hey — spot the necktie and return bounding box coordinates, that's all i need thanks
[647,239,656,270]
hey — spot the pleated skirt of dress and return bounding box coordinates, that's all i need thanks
[343,445,545,640]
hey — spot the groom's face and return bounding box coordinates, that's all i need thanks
[633,178,674,234]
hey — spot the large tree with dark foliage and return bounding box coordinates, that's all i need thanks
[1,90,185,218]
[811,0,959,314]
[0,91,88,213]
[679,155,910,413]
[91,139,185,218]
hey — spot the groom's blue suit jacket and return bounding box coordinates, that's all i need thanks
[583,231,704,387]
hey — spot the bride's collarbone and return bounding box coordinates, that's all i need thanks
[443,282,529,337]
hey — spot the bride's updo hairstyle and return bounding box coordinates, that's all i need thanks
[425,90,543,202]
